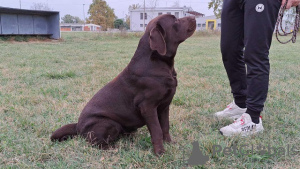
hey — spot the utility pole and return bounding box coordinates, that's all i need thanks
[144,0,145,31]
[19,0,21,9]
[83,4,85,31]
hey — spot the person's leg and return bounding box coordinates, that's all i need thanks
[219,0,281,137]
[244,0,281,123]
[215,0,247,120]
[221,0,247,108]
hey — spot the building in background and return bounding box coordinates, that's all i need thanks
[196,15,221,31]
[60,23,101,32]
[0,7,60,39]
[129,6,205,31]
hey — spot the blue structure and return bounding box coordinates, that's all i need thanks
[0,7,60,39]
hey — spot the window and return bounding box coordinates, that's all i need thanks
[158,12,162,16]
[140,24,143,27]
[175,12,179,18]
[141,13,147,20]
[145,24,147,27]
[202,23,206,27]
[140,13,143,20]
[218,23,221,27]
[198,24,201,27]
[167,12,171,15]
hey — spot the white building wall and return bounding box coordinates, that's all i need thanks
[130,8,222,32]
[130,7,192,31]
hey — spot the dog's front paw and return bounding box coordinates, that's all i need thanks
[154,145,165,156]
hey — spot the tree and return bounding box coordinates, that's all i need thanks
[208,0,223,19]
[123,22,129,30]
[125,14,130,29]
[172,1,180,7]
[147,0,159,20]
[127,3,141,29]
[30,2,52,11]
[74,16,84,24]
[87,0,116,31]
[128,4,141,10]
[114,19,124,29]
[61,14,84,23]
[147,0,159,8]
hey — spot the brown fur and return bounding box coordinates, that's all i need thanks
[51,14,196,155]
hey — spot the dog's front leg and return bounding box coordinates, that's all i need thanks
[158,106,173,143]
[140,103,165,156]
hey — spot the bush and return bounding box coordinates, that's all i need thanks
[14,36,30,42]
[0,36,11,41]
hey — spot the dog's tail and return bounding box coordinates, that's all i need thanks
[50,123,78,142]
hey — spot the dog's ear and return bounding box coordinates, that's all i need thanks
[149,24,166,56]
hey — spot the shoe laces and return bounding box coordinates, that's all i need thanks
[224,102,234,111]
[230,115,246,127]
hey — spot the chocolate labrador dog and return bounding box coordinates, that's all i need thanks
[51,14,196,155]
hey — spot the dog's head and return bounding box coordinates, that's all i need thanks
[146,14,196,57]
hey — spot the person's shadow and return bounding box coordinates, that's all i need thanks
[187,141,209,166]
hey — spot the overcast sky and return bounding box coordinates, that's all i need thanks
[1,0,214,19]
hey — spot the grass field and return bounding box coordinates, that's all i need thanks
[0,32,299,168]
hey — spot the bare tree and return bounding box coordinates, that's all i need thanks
[129,3,141,11]
[172,0,180,7]
[30,2,52,11]
[147,0,159,8]
[146,0,159,21]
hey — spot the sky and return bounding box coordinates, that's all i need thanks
[0,0,214,20]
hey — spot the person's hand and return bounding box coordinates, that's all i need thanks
[281,0,300,9]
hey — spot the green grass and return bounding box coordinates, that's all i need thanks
[0,32,299,168]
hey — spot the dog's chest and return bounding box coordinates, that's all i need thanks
[163,75,177,88]
[161,76,177,100]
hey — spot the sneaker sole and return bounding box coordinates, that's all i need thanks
[219,129,264,137]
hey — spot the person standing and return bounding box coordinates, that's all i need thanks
[215,0,300,136]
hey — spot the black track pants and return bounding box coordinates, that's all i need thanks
[221,0,281,115]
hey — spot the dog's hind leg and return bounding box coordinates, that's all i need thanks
[51,123,78,142]
[82,119,123,149]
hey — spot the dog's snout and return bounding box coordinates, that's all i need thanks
[188,16,196,32]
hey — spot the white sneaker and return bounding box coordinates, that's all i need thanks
[214,101,246,120]
[219,113,264,137]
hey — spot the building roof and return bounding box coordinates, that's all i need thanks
[187,11,204,16]
[201,15,220,19]
[0,6,59,15]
